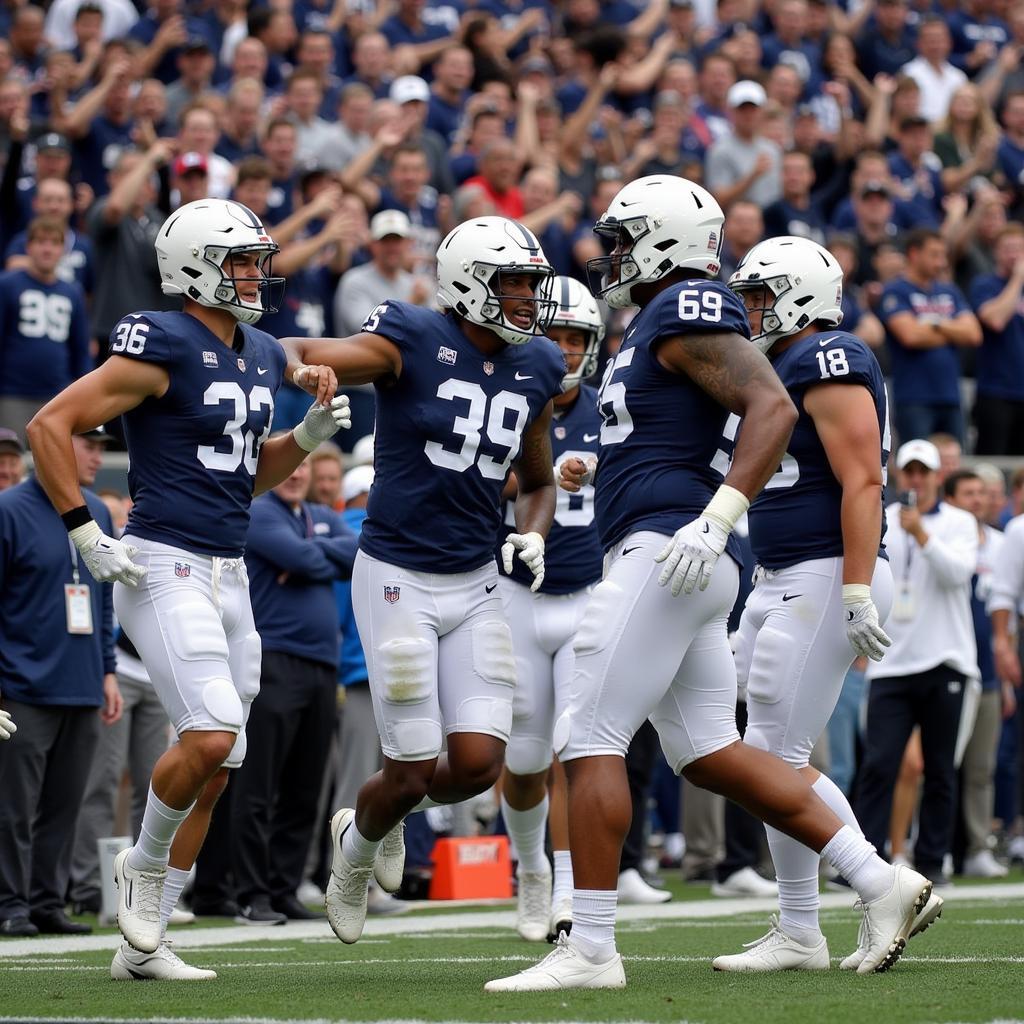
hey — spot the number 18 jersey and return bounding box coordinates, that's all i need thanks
[113,310,286,558]
[593,279,748,565]
[359,301,565,573]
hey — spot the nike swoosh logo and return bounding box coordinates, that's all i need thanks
[514,371,532,381]
[819,335,841,346]
[622,546,641,556]
[257,367,268,375]
[485,583,497,593]
[782,593,802,602]
[583,433,599,442]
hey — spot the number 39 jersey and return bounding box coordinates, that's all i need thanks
[113,310,286,558]
[500,384,604,594]
[594,279,747,565]
[359,301,565,573]
[747,329,890,570]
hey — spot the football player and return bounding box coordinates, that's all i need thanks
[712,235,942,971]
[486,176,933,993]
[278,216,565,946]
[27,199,349,980]
[497,276,604,943]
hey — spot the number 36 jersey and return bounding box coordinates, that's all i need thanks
[112,310,286,558]
[746,330,890,571]
[594,279,747,565]
[359,301,564,574]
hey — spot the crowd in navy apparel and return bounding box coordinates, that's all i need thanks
[1,0,1024,928]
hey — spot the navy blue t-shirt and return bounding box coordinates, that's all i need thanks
[746,330,890,570]
[4,229,95,295]
[879,277,970,405]
[593,279,746,566]
[358,301,564,573]
[499,384,603,594]
[115,310,287,558]
[969,273,1024,401]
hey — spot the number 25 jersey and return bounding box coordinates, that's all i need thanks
[594,279,748,565]
[112,310,286,558]
[359,301,564,574]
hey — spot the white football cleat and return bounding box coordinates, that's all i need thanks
[548,893,573,943]
[617,868,670,904]
[710,866,779,898]
[111,940,216,980]
[113,849,164,953]
[840,890,944,971]
[484,934,626,992]
[515,864,552,942]
[325,809,374,944]
[962,850,1008,878]
[168,906,195,926]
[712,915,829,972]
[374,820,405,893]
[855,865,933,974]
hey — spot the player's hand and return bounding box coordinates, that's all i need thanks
[502,531,545,592]
[654,515,729,596]
[69,521,148,587]
[0,708,15,741]
[843,584,891,662]
[293,363,338,405]
[559,455,596,493]
[293,394,352,451]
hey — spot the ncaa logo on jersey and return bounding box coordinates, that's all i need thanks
[237,358,246,372]
[483,362,495,376]
[437,346,457,366]
[174,562,191,578]
[383,585,401,604]
[554,426,566,440]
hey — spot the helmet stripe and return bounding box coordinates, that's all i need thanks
[560,276,571,311]
[511,222,540,253]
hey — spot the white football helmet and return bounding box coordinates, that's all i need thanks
[589,175,725,310]
[155,199,283,325]
[728,236,843,353]
[547,276,605,392]
[436,216,557,345]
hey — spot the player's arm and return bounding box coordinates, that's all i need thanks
[502,401,557,592]
[280,332,404,399]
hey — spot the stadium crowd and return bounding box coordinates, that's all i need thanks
[1,0,1024,937]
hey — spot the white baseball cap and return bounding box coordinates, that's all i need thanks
[896,439,940,471]
[370,209,412,240]
[390,75,430,105]
[727,80,767,109]
[350,433,374,467]
[343,464,375,503]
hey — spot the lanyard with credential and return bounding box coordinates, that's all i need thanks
[65,537,94,634]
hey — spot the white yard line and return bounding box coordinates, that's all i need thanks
[0,882,1020,959]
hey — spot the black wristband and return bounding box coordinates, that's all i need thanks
[61,505,93,532]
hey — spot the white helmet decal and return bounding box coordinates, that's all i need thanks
[547,276,605,392]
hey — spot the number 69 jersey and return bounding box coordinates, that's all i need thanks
[746,329,890,571]
[113,310,286,558]
[358,300,565,573]
[594,280,747,564]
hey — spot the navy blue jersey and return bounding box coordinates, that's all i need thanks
[593,279,747,566]
[359,301,564,573]
[500,384,604,594]
[746,330,890,570]
[116,311,287,558]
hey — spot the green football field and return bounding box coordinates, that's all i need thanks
[2,876,1022,1024]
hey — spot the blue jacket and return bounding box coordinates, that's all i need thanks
[0,479,115,706]
[245,492,357,668]
[336,507,368,688]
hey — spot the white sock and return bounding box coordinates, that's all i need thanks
[765,825,822,946]
[569,888,618,963]
[502,794,549,873]
[128,786,193,872]
[552,850,574,910]
[812,773,862,831]
[820,824,892,903]
[159,866,191,939]
[341,819,379,867]
[411,795,443,811]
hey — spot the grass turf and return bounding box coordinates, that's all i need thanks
[2,892,1022,1023]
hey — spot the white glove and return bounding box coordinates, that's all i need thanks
[293,394,352,452]
[501,531,546,592]
[69,521,147,587]
[654,515,731,596]
[0,709,15,741]
[843,584,892,662]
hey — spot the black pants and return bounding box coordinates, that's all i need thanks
[0,700,99,918]
[620,720,660,873]
[855,665,966,880]
[717,701,764,882]
[231,651,337,904]
[974,395,1024,455]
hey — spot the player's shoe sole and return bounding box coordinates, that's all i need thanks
[840,891,944,971]
[856,866,933,974]
[113,849,164,954]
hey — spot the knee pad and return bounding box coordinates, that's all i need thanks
[746,626,812,765]
[201,677,243,732]
[505,734,553,776]
[378,637,442,760]
[223,728,247,769]
[572,579,621,658]
[237,631,262,704]
[165,603,230,662]
[471,620,516,688]
[552,709,572,757]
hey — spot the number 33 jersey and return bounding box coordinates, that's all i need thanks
[594,280,747,564]
[359,301,564,574]
[112,310,286,558]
